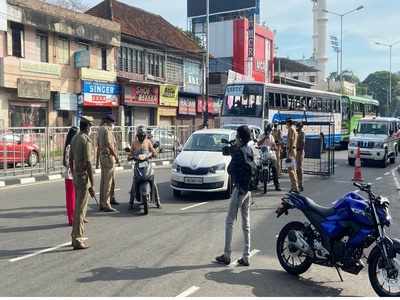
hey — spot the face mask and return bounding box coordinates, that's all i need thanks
[111,124,115,130]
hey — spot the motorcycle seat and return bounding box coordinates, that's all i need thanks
[297,194,335,217]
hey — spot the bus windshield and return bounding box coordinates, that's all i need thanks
[223,84,263,118]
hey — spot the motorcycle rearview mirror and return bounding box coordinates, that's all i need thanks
[221,138,229,144]
[124,147,131,153]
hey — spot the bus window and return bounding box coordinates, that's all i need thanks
[268,93,275,108]
[276,93,282,108]
[282,94,288,109]
[223,84,263,117]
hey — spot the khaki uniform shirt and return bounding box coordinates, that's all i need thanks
[97,125,115,168]
[296,131,305,152]
[131,138,157,158]
[70,133,92,188]
[287,126,298,158]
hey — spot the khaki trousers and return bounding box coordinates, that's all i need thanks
[287,156,299,192]
[276,145,281,176]
[100,166,114,209]
[296,151,304,189]
[71,185,89,243]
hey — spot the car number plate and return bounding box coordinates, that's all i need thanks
[184,177,203,184]
[138,162,147,168]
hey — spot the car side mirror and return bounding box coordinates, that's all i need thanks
[221,138,229,144]
[222,146,231,156]
[16,139,22,145]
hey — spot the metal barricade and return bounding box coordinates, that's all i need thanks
[0,125,195,179]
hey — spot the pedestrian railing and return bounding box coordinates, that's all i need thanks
[0,125,194,179]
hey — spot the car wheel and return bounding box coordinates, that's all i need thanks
[379,154,388,168]
[27,151,39,167]
[390,154,396,164]
[173,189,181,198]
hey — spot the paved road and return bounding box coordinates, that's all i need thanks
[1,151,400,297]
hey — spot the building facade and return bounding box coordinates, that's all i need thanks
[87,0,209,128]
[0,0,121,128]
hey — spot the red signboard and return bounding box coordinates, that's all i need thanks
[124,84,159,106]
[178,97,196,116]
[197,97,222,115]
[83,94,119,107]
[253,33,266,82]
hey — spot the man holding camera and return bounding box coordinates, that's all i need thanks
[215,125,255,267]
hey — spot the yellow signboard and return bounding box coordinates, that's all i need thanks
[20,60,61,77]
[159,84,178,107]
[80,68,117,82]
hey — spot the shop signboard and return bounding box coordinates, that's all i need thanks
[178,96,196,116]
[20,60,61,77]
[125,84,159,106]
[160,84,178,107]
[197,97,222,115]
[80,67,117,82]
[17,79,51,100]
[82,81,120,107]
[184,61,202,94]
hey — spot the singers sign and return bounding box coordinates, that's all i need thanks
[82,81,120,107]
[248,16,255,58]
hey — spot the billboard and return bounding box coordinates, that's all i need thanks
[82,81,120,107]
[187,0,258,18]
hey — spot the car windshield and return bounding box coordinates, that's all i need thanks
[183,133,229,152]
[358,122,388,135]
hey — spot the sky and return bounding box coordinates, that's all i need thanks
[86,0,400,81]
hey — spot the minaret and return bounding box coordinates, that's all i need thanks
[312,0,328,83]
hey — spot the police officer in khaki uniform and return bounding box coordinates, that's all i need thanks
[69,116,95,250]
[286,119,299,193]
[296,122,305,192]
[97,114,119,213]
[272,122,283,177]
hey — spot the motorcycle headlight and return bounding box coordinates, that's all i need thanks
[209,163,226,173]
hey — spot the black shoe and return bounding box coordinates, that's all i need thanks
[215,254,231,265]
[110,198,120,205]
[299,187,304,192]
[156,200,162,209]
[275,187,282,191]
[237,257,250,266]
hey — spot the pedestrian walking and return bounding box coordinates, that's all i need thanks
[63,126,78,226]
[296,122,305,192]
[96,114,119,212]
[272,122,283,177]
[286,119,299,193]
[215,125,255,266]
[69,116,95,250]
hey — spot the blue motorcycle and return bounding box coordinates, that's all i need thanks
[276,182,400,297]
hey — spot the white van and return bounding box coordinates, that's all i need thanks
[348,117,400,167]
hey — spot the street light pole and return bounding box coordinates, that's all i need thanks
[375,40,400,116]
[324,5,364,95]
[203,0,210,128]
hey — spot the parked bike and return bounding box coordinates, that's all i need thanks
[276,182,399,297]
[257,145,274,194]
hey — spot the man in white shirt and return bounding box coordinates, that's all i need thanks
[257,123,281,191]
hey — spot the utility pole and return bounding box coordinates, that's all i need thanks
[203,0,209,128]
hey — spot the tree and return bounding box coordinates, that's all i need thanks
[362,71,400,116]
[45,0,89,12]
[327,70,360,84]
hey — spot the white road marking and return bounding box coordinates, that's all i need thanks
[162,161,171,166]
[0,181,5,187]
[180,202,208,211]
[229,249,261,267]
[9,242,71,262]
[0,178,65,190]
[176,286,200,297]
[48,174,62,180]
[376,177,383,181]
[384,172,391,176]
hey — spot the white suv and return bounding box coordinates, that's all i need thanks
[348,117,400,168]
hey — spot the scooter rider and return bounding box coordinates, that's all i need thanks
[257,123,281,191]
[129,126,161,209]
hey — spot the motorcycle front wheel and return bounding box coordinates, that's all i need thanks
[263,168,269,194]
[276,221,312,276]
[368,246,400,296]
[143,194,149,215]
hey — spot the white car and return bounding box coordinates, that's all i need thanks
[171,129,236,198]
[348,117,400,168]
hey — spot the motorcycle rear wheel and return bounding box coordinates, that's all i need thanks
[263,168,269,194]
[276,221,312,276]
[368,246,400,297]
[143,195,149,215]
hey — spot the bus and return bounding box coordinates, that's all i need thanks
[222,82,380,146]
[222,82,342,144]
[340,95,379,144]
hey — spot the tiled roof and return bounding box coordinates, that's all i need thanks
[275,57,319,73]
[86,0,202,54]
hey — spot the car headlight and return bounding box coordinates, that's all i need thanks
[172,161,181,172]
[374,142,386,149]
[349,141,357,147]
[209,163,226,173]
